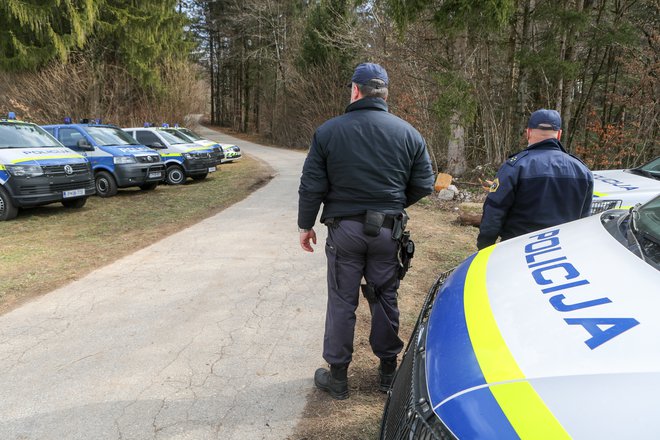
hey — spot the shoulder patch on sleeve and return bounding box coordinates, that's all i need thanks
[489,178,500,192]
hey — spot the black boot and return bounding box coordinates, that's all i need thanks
[378,357,397,392]
[314,364,349,400]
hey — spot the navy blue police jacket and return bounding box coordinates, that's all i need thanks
[298,97,434,229]
[477,138,594,249]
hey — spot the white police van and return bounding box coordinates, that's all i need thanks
[42,119,165,197]
[591,156,660,214]
[161,125,241,163]
[381,195,660,439]
[123,125,217,185]
[0,113,95,221]
[159,124,227,165]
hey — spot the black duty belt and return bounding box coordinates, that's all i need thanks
[339,214,396,229]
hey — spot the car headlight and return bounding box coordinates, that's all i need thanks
[182,153,194,159]
[6,164,44,177]
[114,156,137,164]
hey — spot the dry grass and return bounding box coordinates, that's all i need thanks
[0,156,273,314]
[289,198,479,440]
[0,58,207,127]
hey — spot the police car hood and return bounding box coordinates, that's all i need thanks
[593,168,660,207]
[104,145,157,156]
[176,142,213,152]
[0,147,86,165]
[192,139,218,148]
[424,214,660,438]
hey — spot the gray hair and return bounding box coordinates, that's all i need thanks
[356,79,389,99]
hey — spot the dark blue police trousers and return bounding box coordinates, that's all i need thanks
[323,219,404,366]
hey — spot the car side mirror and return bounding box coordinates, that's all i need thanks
[150,142,165,149]
[76,139,94,151]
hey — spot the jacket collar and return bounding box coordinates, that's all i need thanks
[526,137,568,153]
[345,97,388,113]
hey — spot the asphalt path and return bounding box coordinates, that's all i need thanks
[0,127,328,439]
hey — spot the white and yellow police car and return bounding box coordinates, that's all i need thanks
[162,124,241,164]
[0,113,95,221]
[381,195,660,439]
[159,124,229,165]
[123,125,217,185]
[591,156,660,214]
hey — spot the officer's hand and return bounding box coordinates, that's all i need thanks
[299,229,317,252]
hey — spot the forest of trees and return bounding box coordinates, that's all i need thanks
[191,0,658,174]
[0,0,206,127]
[1,0,657,175]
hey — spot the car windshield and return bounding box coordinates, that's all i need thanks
[630,196,660,270]
[157,129,188,145]
[0,122,62,148]
[164,129,193,142]
[85,126,140,146]
[179,128,203,141]
[629,156,660,180]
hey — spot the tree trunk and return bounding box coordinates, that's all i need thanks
[446,31,468,176]
[447,111,467,175]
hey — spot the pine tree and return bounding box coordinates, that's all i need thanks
[0,0,99,70]
[89,0,193,90]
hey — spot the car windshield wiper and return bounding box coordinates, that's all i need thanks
[625,204,648,262]
[629,168,656,179]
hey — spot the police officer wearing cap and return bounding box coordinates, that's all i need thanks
[297,62,434,400]
[477,109,594,250]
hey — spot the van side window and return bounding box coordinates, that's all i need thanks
[59,128,84,149]
[134,131,160,147]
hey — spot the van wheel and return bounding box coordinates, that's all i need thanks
[95,171,118,197]
[62,197,87,209]
[140,182,158,191]
[166,165,185,185]
[192,173,208,181]
[0,186,18,221]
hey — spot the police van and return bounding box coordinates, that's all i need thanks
[381,195,660,439]
[161,125,241,163]
[0,113,95,221]
[42,119,165,197]
[123,125,217,185]
[159,124,227,165]
[591,156,660,214]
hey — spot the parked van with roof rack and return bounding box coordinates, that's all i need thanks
[42,118,165,197]
[123,124,217,185]
[0,113,95,221]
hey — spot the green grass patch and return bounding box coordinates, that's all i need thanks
[0,156,272,313]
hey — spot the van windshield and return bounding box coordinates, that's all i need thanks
[179,128,203,141]
[157,129,188,145]
[0,122,62,148]
[86,127,140,146]
[164,129,193,142]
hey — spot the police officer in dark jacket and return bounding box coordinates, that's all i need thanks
[298,63,434,400]
[477,109,594,250]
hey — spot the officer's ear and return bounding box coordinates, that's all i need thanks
[556,129,562,141]
[350,83,361,103]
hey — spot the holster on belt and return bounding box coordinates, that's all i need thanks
[363,210,385,236]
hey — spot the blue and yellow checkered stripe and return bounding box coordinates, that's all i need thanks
[425,249,570,439]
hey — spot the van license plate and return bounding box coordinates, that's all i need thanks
[208,167,216,172]
[63,189,85,198]
[148,172,162,178]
